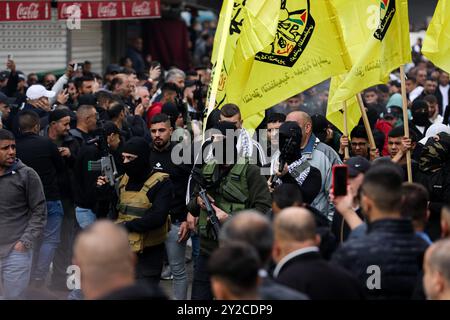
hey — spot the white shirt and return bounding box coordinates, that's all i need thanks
[439,84,450,115]
[430,114,443,124]
[409,86,424,102]
[273,246,320,278]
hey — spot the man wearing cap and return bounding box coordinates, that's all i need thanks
[41,108,81,289]
[15,110,66,288]
[22,84,56,131]
[331,156,371,242]
[0,92,15,130]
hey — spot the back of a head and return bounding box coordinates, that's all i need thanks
[107,102,125,120]
[77,104,96,121]
[362,164,403,213]
[18,110,40,132]
[272,184,303,210]
[428,239,450,285]
[401,182,429,222]
[208,242,261,299]
[74,221,134,288]
[220,210,273,263]
[274,207,316,242]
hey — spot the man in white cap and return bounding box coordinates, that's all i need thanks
[23,84,56,129]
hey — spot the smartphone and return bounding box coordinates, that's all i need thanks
[332,164,348,197]
[7,54,13,60]
[135,97,142,105]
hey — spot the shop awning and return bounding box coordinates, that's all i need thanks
[57,0,161,20]
[0,1,51,21]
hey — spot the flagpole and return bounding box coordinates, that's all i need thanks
[204,0,235,137]
[343,101,350,161]
[356,93,376,151]
[400,65,413,182]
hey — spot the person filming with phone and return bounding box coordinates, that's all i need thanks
[271,121,322,206]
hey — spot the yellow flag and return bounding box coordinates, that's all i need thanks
[422,0,450,73]
[211,0,352,124]
[329,0,411,110]
[208,0,280,116]
[327,0,381,134]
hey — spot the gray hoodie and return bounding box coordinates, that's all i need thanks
[0,159,47,258]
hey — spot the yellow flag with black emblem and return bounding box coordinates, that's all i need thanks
[209,0,352,127]
[327,0,381,134]
[422,0,450,73]
[207,0,280,120]
[329,0,411,110]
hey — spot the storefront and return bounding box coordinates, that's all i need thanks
[0,0,161,75]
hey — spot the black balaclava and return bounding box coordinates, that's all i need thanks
[212,121,238,165]
[122,137,151,181]
[412,99,431,127]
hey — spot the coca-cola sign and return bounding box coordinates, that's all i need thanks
[97,2,118,18]
[132,1,151,16]
[0,1,51,21]
[57,1,161,20]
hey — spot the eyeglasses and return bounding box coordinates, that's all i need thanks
[351,142,368,147]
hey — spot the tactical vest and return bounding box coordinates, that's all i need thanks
[198,159,250,240]
[116,172,170,253]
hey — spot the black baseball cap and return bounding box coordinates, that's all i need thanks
[0,92,15,106]
[346,156,371,177]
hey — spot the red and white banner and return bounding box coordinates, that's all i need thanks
[57,0,161,20]
[0,1,51,21]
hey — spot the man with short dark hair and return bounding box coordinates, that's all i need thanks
[75,75,95,96]
[339,125,370,160]
[331,164,428,299]
[146,83,179,125]
[401,182,432,245]
[70,104,97,145]
[266,113,286,157]
[16,110,66,287]
[0,129,47,299]
[219,104,267,166]
[42,108,81,289]
[0,92,15,130]
[149,113,191,299]
[424,94,443,124]
[208,242,261,300]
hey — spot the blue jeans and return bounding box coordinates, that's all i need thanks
[32,200,64,281]
[75,207,96,229]
[0,249,33,299]
[165,222,187,300]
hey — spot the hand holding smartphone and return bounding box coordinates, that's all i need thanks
[332,164,348,197]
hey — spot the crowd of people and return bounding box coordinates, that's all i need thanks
[1,24,450,301]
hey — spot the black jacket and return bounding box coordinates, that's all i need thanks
[435,86,450,116]
[149,142,191,222]
[41,127,81,200]
[275,250,364,300]
[331,218,428,300]
[16,132,65,201]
